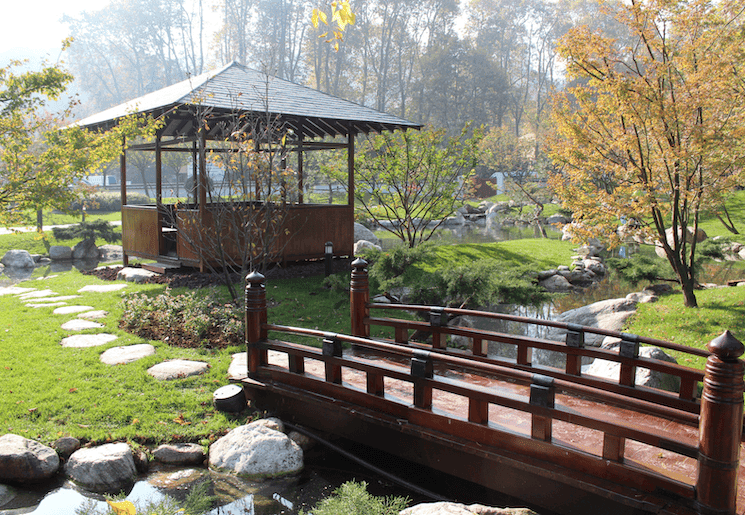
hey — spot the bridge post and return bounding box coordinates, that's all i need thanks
[530,374,555,442]
[245,271,268,376]
[323,333,343,384]
[696,330,744,515]
[350,258,370,338]
[565,324,584,376]
[412,349,434,410]
[618,333,640,387]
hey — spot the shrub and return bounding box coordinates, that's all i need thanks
[120,289,243,348]
[301,481,409,515]
[52,220,121,243]
[71,190,151,212]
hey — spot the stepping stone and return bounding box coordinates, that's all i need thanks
[61,319,105,331]
[0,287,35,296]
[100,344,155,365]
[228,352,247,379]
[26,302,68,309]
[79,310,109,320]
[53,305,95,315]
[78,284,128,293]
[18,289,56,299]
[60,334,118,348]
[117,267,157,283]
[27,295,80,303]
[147,359,209,380]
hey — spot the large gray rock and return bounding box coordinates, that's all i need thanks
[49,245,72,261]
[0,434,60,483]
[538,274,572,292]
[1,250,36,268]
[655,226,708,258]
[72,239,99,260]
[152,443,205,465]
[353,222,380,246]
[65,443,136,492]
[584,342,681,392]
[208,420,303,478]
[117,267,157,283]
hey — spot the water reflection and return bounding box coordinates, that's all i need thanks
[374,223,560,249]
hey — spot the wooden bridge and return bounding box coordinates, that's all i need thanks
[238,258,745,515]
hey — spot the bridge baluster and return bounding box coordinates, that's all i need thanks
[430,307,446,349]
[350,258,370,338]
[530,374,555,442]
[245,271,268,376]
[472,337,486,357]
[618,333,640,387]
[565,324,584,376]
[517,345,532,366]
[696,330,744,515]
[411,349,434,410]
[322,333,343,384]
[602,434,625,462]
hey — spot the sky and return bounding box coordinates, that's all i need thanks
[0,0,109,64]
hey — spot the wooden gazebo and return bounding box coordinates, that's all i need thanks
[75,62,420,270]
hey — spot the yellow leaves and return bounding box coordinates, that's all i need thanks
[106,500,136,515]
[311,1,355,51]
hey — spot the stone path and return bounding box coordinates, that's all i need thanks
[0,277,210,380]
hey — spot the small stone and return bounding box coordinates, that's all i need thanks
[227,352,247,379]
[0,287,36,296]
[147,359,209,380]
[153,443,205,465]
[288,431,314,451]
[18,289,56,299]
[53,437,81,461]
[26,302,68,309]
[117,267,157,283]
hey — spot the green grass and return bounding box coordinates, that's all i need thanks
[0,226,123,256]
[624,285,745,370]
[10,210,121,228]
[0,271,247,446]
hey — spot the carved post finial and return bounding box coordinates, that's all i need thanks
[697,331,744,515]
[245,271,267,375]
[350,258,370,338]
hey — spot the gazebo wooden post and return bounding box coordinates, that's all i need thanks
[155,132,163,258]
[347,128,355,207]
[298,122,304,204]
[198,124,208,272]
[120,136,128,266]
[191,141,198,202]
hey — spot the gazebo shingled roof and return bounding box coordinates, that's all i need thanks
[76,61,421,139]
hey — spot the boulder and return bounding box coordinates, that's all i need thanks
[0,484,17,507]
[353,222,380,246]
[1,250,36,268]
[546,214,571,225]
[65,443,136,492]
[0,434,60,483]
[354,240,382,255]
[49,246,72,261]
[538,274,572,292]
[152,443,205,465]
[208,420,303,478]
[584,342,681,392]
[655,227,708,258]
[72,239,99,260]
[98,245,123,260]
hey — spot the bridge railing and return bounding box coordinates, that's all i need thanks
[245,261,745,515]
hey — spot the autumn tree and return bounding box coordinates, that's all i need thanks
[548,0,745,307]
[355,125,481,248]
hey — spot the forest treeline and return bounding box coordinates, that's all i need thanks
[63,0,625,141]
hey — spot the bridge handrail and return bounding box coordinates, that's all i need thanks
[367,302,710,358]
[245,263,745,515]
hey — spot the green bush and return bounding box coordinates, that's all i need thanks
[52,220,121,243]
[120,289,243,348]
[301,481,409,515]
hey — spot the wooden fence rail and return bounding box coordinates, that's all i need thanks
[243,259,745,515]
